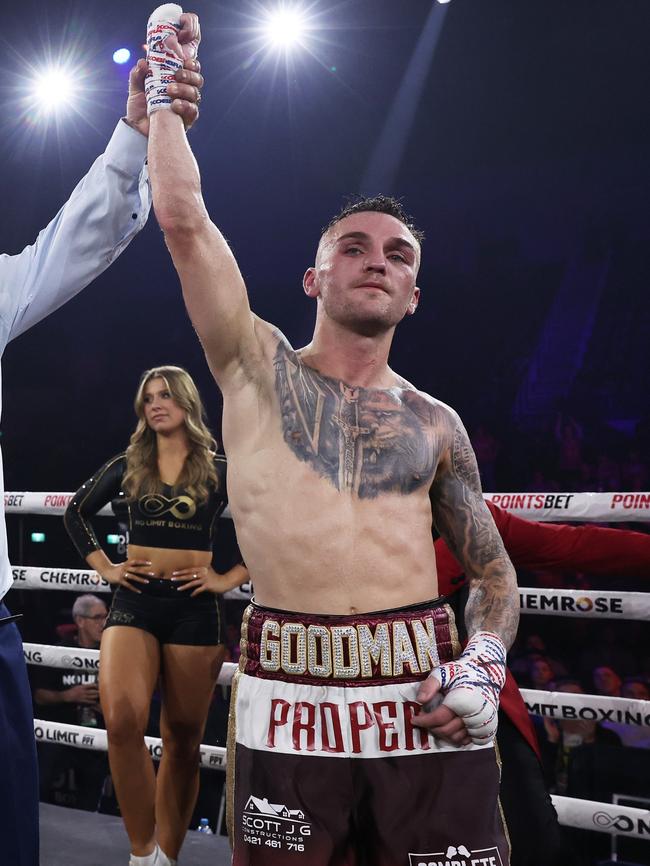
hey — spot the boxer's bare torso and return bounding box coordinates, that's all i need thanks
[222,329,450,613]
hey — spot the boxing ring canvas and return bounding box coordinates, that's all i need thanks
[40,803,232,866]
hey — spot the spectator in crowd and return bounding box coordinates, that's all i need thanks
[601,677,650,749]
[32,595,106,722]
[592,665,622,698]
[527,655,557,691]
[538,679,622,796]
[621,676,650,702]
[31,594,108,810]
[511,634,569,684]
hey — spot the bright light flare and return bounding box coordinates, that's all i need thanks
[263,7,308,49]
[113,48,131,65]
[29,66,78,114]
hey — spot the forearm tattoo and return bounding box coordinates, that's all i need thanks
[431,422,519,649]
[274,341,437,498]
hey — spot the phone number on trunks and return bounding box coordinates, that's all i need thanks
[244,835,305,851]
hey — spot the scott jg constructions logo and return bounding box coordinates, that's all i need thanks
[408,842,504,866]
[242,795,312,853]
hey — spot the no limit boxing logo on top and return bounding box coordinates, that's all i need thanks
[408,843,503,866]
[139,493,197,520]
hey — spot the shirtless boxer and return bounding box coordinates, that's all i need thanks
[145,8,519,863]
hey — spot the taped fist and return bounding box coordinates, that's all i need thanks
[146,5,201,115]
[414,632,506,746]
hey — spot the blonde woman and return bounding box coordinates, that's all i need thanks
[65,366,246,866]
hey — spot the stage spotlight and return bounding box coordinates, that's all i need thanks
[29,66,77,114]
[263,6,307,49]
[113,48,131,65]
[436,0,452,4]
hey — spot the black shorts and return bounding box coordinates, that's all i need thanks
[227,599,510,865]
[105,579,222,646]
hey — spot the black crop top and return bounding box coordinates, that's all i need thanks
[64,453,229,559]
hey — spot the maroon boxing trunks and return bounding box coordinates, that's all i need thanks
[227,598,510,866]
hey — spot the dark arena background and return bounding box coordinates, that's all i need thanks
[1,1,649,865]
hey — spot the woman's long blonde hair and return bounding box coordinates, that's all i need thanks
[122,366,218,504]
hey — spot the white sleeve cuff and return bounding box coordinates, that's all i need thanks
[103,119,148,177]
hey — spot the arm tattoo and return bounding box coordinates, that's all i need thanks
[452,426,482,492]
[432,420,519,648]
[274,341,437,499]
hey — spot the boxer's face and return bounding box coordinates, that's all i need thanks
[143,377,186,434]
[304,212,420,335]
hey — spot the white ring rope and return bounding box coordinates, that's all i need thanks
[520,688,650,727]
[484,491,650,522]
[24,644,650,729]
[11,565,253,601]
[33,719,226,770]
[30,715,650,838]
[4,492,231,520]
[551,795,650,839]
[519,588,650,620]
[25,642,237,687]
[5,490,649,521]
[12,567,649,618]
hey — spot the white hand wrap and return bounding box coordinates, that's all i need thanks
[430,631,506,745]
[145,4,184,115]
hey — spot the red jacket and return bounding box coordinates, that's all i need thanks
[434,502,650,758]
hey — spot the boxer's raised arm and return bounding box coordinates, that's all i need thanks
[149,110,258,385]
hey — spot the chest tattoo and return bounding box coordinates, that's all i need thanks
[274,343,437,498]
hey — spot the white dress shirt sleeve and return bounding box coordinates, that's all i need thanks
[0,119,151,602]
[0,119,151,345]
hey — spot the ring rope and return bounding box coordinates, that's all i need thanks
[24,642,237,687]
[520,688,650,727]
[34,719,226,769]
[12,567,649,617]
[550,795,650,839]
[30,716,650,838]
[11,565,252,601]
[518,588,650,620]
[24,644,650,729]
[4,492,231,520]
[485,491,650,521]
[6,490,649,522]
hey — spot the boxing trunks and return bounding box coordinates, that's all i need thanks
[227,598,510,865]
